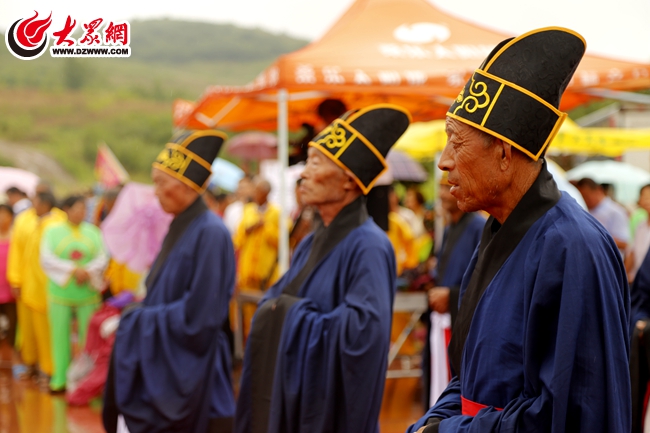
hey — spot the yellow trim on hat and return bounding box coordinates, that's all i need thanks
[176,129,228,148]
[152,162,208,194]
[483,26,587,73]
[309,141,382,195]
[475,69,564,117]
[480,83,504,127]
[166,143,214,173]
[344,103,413,124]
[307,103,410,194]
[446,111,566,161]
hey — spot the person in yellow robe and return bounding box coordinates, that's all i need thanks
[234,178,281,291]
[6,204,37,379]
[7,191,65,385]
[387,186,419,276]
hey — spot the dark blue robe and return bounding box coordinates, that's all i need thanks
[112,209,235,433]
[236,218,396,433]
[408,172,630,432]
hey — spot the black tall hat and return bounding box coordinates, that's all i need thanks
[447,27,586,160]
[153,130,227,193]
[309,104,411,194]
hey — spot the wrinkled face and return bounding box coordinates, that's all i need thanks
[66,200,86,226]
[151,168,197,215]
[438,118,501,213]
[299,147,353,207]
[439,184,459,214]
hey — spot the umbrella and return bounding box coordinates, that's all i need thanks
[226,131,277,160]
[210,158,244,192]
[566,160,650,205]
[101,182,173,272]
[0,166,39,197]
[386,150,428,182]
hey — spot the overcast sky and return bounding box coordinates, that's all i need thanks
[2,0,649,63]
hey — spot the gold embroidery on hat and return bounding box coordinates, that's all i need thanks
[157,148,188,172]
[315,123,347,149]
[455,88,465,103]
[453,78,490,115]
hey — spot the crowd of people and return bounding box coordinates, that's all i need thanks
[1,25,649,433]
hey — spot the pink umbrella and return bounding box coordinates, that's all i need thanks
[0,167,39,197]
[100,182,173,272]
[226,131,277,160]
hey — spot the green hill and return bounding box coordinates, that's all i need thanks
[0,20,308,190]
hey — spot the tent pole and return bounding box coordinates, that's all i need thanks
[278,88,290,274]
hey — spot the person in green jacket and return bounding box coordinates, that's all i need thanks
[40,194,108,392]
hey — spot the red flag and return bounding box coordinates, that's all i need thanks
[94,143,129,187]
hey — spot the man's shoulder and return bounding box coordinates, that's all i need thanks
[194,210,231,238]
[350,219,394,251]
[538,195,616,249]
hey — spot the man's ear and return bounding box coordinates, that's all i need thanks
[343,171,358,191]
[496,139,512,171]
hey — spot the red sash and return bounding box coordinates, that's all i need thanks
[461,396,503,416]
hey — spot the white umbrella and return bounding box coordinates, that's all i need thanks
[566,160,650,206]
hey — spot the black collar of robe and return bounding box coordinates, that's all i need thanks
[448,160,561,379]
[248,194,368,433]
[282,194,368,296]
[145,196,208,289]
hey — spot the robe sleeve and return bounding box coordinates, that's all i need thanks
[267,241,396,433]
[408,226,630,433]
[113,223,235,426]
[40,229,76,286]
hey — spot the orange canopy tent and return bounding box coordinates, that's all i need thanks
[173,0,650,271]
[174,0,650,132]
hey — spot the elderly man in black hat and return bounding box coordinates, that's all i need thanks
[408,27,630,433]
[235,104,411,433]
[103,131,236,433]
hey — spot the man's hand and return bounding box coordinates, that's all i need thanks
[73,268,90,285]
[428,287,450,314]
[415,427,427,433]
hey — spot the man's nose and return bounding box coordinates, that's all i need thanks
[438,142,454,172]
